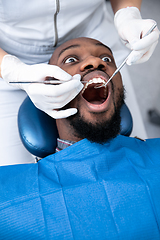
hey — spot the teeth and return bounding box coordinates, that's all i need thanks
[82,77,106,93]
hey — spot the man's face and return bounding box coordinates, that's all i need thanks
[50,37,125,143]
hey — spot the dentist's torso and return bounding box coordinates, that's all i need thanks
[0,0,118,64]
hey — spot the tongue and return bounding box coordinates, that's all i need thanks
[90,99,106,105]
[82,84,108,104]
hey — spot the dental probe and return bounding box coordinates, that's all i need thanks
[9,80,88,84]
[95,23,157,89]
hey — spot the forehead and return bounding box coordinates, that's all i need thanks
[50,37,112,64]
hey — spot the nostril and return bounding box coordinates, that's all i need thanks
[98,64,105,70]
[84,64,94,70]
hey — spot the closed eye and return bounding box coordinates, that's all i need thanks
[64,57,78,63]
[101,56,111,63]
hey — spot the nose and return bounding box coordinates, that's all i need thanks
[80,56,106,72]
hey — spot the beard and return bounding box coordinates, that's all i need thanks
[66,84,125,144]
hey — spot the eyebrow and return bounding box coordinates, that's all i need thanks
[95,42,112,54]
[58,44,80,58]
[58,42,113,58]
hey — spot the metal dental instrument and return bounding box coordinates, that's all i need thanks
[10,80,67,84]
[9,79,88,84]
[95,23,157,89]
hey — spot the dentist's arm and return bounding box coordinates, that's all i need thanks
[0,48,7,77]
[110,0,142,13]
[0,50,83,119]
[110,0,159,65]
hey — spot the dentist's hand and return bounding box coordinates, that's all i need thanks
[1,55,83,119]
[114,7,160,65]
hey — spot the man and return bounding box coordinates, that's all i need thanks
[49,37,125,146]
[0,38,160,240]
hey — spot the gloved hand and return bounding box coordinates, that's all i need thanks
[1,55,83,119]
[114,7,160,65]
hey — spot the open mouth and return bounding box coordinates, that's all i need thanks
[82,77,108,105]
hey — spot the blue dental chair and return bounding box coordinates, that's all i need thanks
[18,97,133,158]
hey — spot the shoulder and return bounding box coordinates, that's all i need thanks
[118,135,160,147]
[117,135,160,162]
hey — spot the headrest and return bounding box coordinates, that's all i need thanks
[18,97,133,158]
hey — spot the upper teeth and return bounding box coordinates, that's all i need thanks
[82,77,106,93]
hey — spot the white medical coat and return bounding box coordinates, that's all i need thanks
[0,0,119,64]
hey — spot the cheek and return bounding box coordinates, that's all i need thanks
[111,74,123,103]
[109,63,117,73]
[112,73,122,89]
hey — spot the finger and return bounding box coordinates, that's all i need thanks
[123,41,132,50]
[131,31,159,51]
[42,65,73,81]
[127,39,158,65]
[126,50,145,65]
[72,74,81,81]
[39,87,82,109]
[131,41,158,64]
[48,108,78,119]
[28,64,73,81]
[28,79,83,96]
[28,83,83,110]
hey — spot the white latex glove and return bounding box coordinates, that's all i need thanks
[1,55,83,119]
[114,7,160,65]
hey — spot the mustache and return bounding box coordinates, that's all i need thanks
[81,69,110,81]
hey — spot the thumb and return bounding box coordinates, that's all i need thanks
[131,31,159,51]
[48,108,78,119]
[126,50,144,65]
[72,74,81,81]
[42,65,73,81]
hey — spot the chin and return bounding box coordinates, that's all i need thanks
[67,93,124,144]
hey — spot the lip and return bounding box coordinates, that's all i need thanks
[80,70,112,113]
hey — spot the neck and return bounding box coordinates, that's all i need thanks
[56,118,82,142]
